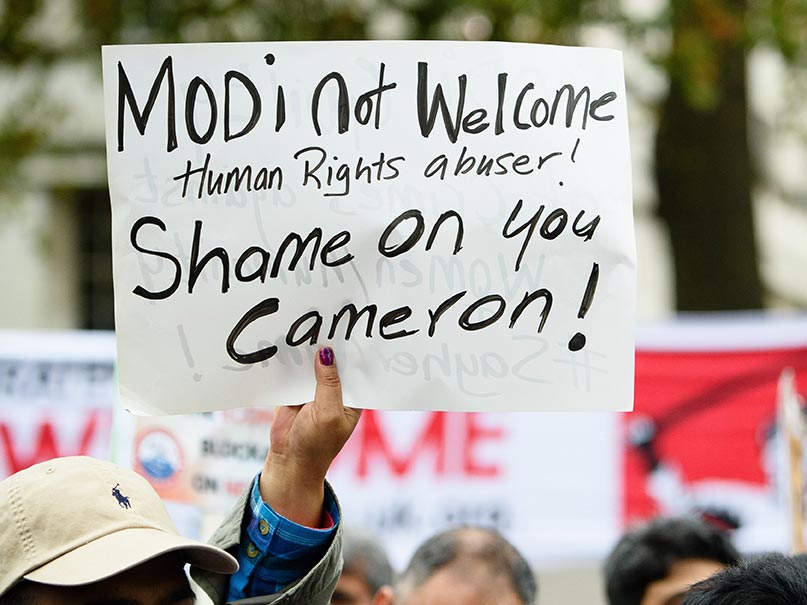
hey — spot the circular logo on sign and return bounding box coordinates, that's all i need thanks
[136,428,183,482]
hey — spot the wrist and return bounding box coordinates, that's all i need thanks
[259,453,327,527]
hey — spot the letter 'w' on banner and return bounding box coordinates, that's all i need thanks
[778,367,807,553]
[101,41,636,415]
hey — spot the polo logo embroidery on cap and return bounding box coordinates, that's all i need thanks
[111,483,131,509]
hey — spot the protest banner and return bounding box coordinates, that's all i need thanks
[777,367,807,553]
[102,41,635,415]
[0,331,115,478]
[329,314,807,566]
[0,314,802,566]
[624,315,807,554]
[132,408,271,512]
[329,408,622,568]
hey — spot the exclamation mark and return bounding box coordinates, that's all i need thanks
[177,324,202,382]
[568,262,599,352]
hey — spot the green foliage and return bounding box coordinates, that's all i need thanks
[0,0,45,64]
[0,0,804,186]
[0,83,53,191]
[748,0,807,61]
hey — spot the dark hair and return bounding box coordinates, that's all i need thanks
[0,581,33,605]
[342,527,395,593]
[396,526,537,604]
[681,552,807,605]
[604,516,741,605]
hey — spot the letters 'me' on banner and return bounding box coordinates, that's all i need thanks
[102,41,635,415]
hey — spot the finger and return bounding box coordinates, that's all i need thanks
[314,345,343,413]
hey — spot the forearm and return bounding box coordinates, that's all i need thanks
[259,453,326,529]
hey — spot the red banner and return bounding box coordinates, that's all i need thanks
[625,344,807,551]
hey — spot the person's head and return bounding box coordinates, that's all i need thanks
[604,516,741,605]
[394,526,537,605]
[331,528,394,605]
[0,456,237,604]
[681,552,807,605]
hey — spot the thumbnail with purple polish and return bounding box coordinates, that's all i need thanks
[319,346,334,366]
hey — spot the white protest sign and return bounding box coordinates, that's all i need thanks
[102,41,635,415]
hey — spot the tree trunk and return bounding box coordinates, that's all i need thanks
[655,1,762,311]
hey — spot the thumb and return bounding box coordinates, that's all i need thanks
[314,346,361,429]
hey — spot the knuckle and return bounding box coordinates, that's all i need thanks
[318,371,342,390]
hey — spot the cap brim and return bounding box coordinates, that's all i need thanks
[24,527,238,586]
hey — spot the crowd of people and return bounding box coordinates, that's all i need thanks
[2,346,806,604]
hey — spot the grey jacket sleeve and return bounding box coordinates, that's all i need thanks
[191,479,343,605]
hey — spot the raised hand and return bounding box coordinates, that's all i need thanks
[259,346,361,526]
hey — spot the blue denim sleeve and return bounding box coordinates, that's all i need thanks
[227,474,340,601]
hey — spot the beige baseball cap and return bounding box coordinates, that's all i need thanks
[0,456,238,595]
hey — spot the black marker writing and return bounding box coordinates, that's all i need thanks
[293,146,404,197]
[502,200,600,272]
[568,262,599,352]
[378,209,464,258]
[225,287,560,364]
[130,217,354,299]
[311,63,397,136]
[415,62,618,143]
[117,55,287,152]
